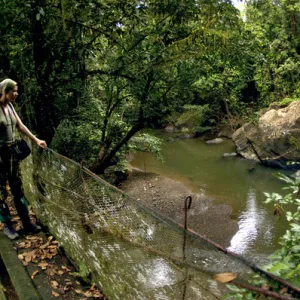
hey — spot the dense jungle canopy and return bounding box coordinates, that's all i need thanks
[0,0,299,174]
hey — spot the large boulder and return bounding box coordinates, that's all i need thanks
[232,101,300,169]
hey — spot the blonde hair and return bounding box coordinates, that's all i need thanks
[0,78,17,95]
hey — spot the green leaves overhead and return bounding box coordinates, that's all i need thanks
[245,0,300,105]
[6,0,300,174]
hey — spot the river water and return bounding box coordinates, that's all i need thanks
[131,131,291,258]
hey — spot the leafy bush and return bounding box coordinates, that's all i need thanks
[52,120,163,173]
[263,173,300,285]
[129,133,163,161]
[279,98,300,106]
[175,104,212,134]
[51,119,102,167]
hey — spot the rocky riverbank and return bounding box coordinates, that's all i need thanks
[120,167,238,248]
[232,100,300,169]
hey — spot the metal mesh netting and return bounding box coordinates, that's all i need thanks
[20,146,291,299]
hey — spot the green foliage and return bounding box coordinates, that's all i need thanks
[279,98,300,106]
[263,173,300,286]
[59,0,241,173]
[0,0,248,173]
[175,104,212,134]
[51,97,163,172]
[245,0,300,107]
[224,285,255,300]
[4,0,300,174]
[129,133,163,162]
[51,119,102,167]
[70,262,91,285]
[0,0,88,141]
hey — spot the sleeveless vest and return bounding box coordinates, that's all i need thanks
[0,103,17,144]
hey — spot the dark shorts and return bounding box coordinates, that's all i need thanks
[0,144,27,222]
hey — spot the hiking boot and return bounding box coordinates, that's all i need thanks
[23,222,41,234]
[3,224,19,240]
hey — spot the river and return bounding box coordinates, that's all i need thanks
[130,130,291,258]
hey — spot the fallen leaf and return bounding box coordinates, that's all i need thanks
[26,236,38,240]
[31,270,39,279]
[62,266,71,272]
[52,291,60,297]
[17,242,26,248]
[48,245,57,249]
[83,290,93,297]
[17,254,24,260]
[38,262,48,269]
[87,284,102,298]
[65,282,73,287]
[64,285,71,292]
[40,242,50,249]
[57,287,65,295]
[46,268,55,276]
[75,289,82,294]
[280,287,288,294]
[213,273,237,283]
[25,256,31,263]
[51,281,59,288]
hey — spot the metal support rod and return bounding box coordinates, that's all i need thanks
[183,196,192,261]
[182,196,192,300]
[184,196,192,230]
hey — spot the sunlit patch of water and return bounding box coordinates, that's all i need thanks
[228,188,273,255]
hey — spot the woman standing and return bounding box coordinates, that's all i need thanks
[0,78,47,239]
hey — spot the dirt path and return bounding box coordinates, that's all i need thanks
[120,168,238,248]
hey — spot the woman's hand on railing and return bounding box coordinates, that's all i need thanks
[36,139,47,149]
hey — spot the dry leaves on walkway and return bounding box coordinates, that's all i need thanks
[16,234,104,299]
[31,270,39,279]
[48,276,104,298]
[73,284,103,298]
[17,235,58,265]
[3,182,105,299]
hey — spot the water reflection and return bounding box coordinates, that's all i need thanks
[131,134,288,255]
[141,258,177,288]
[228,189,273,254]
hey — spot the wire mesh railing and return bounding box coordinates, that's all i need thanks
[20,144,299,299]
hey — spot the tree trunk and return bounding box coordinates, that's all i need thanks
[91,123,144,174]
